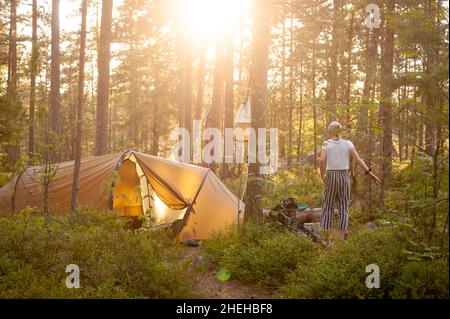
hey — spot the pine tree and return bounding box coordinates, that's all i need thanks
[95,0,113,155]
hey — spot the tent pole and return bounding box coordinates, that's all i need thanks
[237,163,244,230]
[237,151,249,230]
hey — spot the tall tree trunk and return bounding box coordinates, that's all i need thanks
[67,62,76,158]
[28,0,38,156]
[50,0,61,159]
[424,0,442,235]
[151,68,159,156]
[204,41,225,168]
[7,0,19,164]
[312,41,317,169]
[423,0,440,157]
[128,43,138,147]
[176,29,184,129]
[359,27,380,214]
[183,34,193,137]
[71,0,88,212]
[95,0,113,155]
[297,62,303,161]
[361,28,379,121]
[223,28,235,177]
[112,98,117,151]
[326,0,341,122]
[243,0,270,221]
[7,0,17,97]
[399,63,408,162]
[177,70,184,128]
[224,30,235,134]
[287,10,294,166]
[345,10,354,125]
[237,18,247,101]
[379,0,395,204]
[280,19,287,164]
[195,40,206,120]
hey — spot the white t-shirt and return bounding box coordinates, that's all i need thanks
[322,139,354,170]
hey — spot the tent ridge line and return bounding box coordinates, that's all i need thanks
[191,169,211,207]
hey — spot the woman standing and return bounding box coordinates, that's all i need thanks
[319,121,380,237]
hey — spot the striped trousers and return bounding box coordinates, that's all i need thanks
[320,170,351,230]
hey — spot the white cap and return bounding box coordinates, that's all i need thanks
[328,121,342,132]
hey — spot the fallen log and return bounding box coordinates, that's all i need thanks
[295,208,321,224]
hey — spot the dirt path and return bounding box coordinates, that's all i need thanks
[183,246,277,299]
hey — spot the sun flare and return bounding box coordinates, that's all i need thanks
[179,0,246,40]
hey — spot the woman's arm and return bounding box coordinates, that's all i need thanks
[319,148,327,184]
[350,147,381,184]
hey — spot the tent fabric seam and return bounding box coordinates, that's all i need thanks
[192,169,211,207]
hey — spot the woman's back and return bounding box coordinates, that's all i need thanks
[322,138,354,170]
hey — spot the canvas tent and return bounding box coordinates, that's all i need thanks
[0,150,244,240]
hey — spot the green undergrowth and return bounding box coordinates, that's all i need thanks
[204,220,448,298]
[203,221,317,286]
[0,207,196,298]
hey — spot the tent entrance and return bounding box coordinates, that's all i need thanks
[113,153,186,228]
[113,158,144,217]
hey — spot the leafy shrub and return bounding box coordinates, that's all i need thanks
[281,226,449,298]
[203,221,316,286]
[389,155,449,239]
[0,207,196,298]
[391,259,449,298]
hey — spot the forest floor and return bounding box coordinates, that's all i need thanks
[182,246,277,299]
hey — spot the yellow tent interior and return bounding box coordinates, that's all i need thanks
[0,150,244,240]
